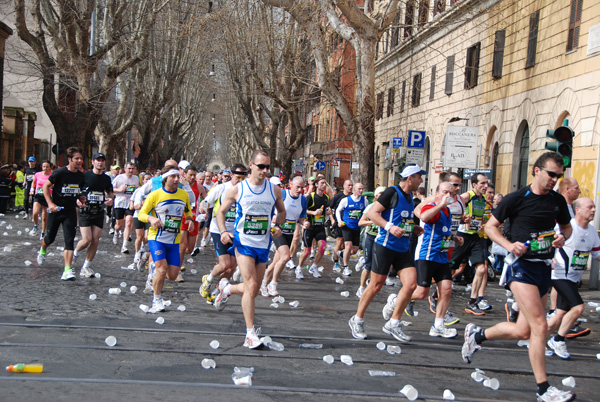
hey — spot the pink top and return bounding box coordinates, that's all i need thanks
[33,171,51,195]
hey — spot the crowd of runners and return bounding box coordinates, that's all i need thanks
[7,147,596,402]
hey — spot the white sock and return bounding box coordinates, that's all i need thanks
[223,283,231,297]
[354,316,364,323]
[309,263,317,270]
[434,318,444,328]
[73,250,79,258]
[82,260,91,269]
[246,327,256,335]
[207,274,214,282]
[389,318,400,327]
[153,294,162,301]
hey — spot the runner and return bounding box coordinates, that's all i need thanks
[14,164,25,213]
[24,156,39,220]
[462,152,574,402]
[261,175,307,297]
[112,162,139,253]
[131,172,152,270]
[297,177,332,279]
[72,153,114,277]
[330,179,352,269]
[191,171,206,256]
[213,150,286,349]
[29,161,52,238]
[335,182,368,276]
[198,164,247,302]
[138,166,194,311]
[36,147,85,281]
[0,164,12,213]
[348,164,425,343]
[200,170,215,247]
[107,165,120,231]
[546,197,600,360]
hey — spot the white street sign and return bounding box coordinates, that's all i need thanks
[444,126,478,168]
[406,148,425,165]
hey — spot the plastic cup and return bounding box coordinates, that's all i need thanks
[155,317,165,325]
[387,345,401,355]
[177,305,186,312]
[201,358,216,369]
[210,340,220,349]
[139,304,150,313]
[471,370,486,382]
[376,341,386,351]
[340,355,353,366]
[340,291,350,297]
[322,355,334,364]
[270,303,279,308]
[443,389,455,400]
[400,384,419,401]
[120,281,127,288]
[94,273,101,279]
[24,260,32,266]
[483,378,500,390]
[108,288,121,295]
[289,301,299,308]
[336,277,344,284]
[89,294,97,301]
[105,336,117,347]
[164,300,171,306]
[130,286,138,294]
[562,376,576,388]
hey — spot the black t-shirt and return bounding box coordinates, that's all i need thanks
[377,185,411,210]
[81,170,113,214]
[48,166,85,208]
[330,192,346,211]
[307,191,330,228]
[492,185,570,259]
[25,167,39,188]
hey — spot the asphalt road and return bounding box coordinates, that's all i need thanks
[0,211,599,401]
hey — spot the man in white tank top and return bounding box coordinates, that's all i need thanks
[213,150,286,349]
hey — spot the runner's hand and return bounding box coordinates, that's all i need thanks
[413,226,424,236]
[508,241,527,257]
[552,233,566,248]
[220,231,233,245]
[389,225,404,238]
[150,216,163,229]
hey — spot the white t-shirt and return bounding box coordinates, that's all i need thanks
[112,174,139,209]
[552,218,600,282]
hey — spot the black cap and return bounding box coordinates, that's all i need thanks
[92,152,106,160]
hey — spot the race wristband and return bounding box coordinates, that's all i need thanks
[384,221,393,231]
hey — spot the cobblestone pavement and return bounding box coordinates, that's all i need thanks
[0,211,599,401]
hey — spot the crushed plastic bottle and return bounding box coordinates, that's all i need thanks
[369,370,395,377]
[6,363,43,373]
[261,336,284,351]
[340,355,353,366]
[322,355,334,364]
[299,343,323,349]
[201,358,216,369]
[232,367,254,386]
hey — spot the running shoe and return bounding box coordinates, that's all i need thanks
[133,252,141,264]
[37,251,45,265]
[60,269,76,281]
[355,256,365,272]
[465,283,472,293]
[79,266,95,278]
[232,267,241,282]
[243,331,263,349]
[337,250,343,261]
[191,247,200,256]
[144,277,153,293]
[72,251,79,264]
[286,259,295,269]
[465,303,485,315]
[213,279,230,311]
[429,325,457,338]
[355,286,364,299]
[112,233,118,245]
[267,282,278,297]
[404,300,416,317]
[429,294,437,314]
[333,262,340,271]
[348,315,367,339]
[536,386,575,402]
[260,283,269,297]
[30,225,38,236]
[295,266,304,279]
[342,266,352,276]
[477,299,492,311]
[383,320,411,343]
[310,249,315,260]
[547,338,570,360]
[180,265,186,272]
[109,228,115,235]
[382,293,397,320]
[444,311,460,326]
[566,325,590,339]
[199,275,214,298]
[505,302,519,323]
[175,272,184,282]
[121,245,129,254]
[385,277,395,286]
[308,266,321,278]
[152,297,166,312]
[200,238,207,247]
[39,231,45,241]
[546,310,556,320]
[461,323,481,363]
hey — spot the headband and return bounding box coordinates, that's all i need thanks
[162,169,179,178]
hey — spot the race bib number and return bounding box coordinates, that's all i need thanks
[348,209,362,220]
[530,230,555,254]
[164,215,182,233]
[225,207,236,223]
[62,184,80,196]
[400,218,414,236]
[313,213,325,226]
[243,214,269,235]
[26,175,35,182]
[125,185,136,195]
[441,235,452,253]
[470,217,482,231]
[281,220,296,235]
[37,188,44,195]
[451,217,462,234]
[571,250,589,270]
[87,191,104,205]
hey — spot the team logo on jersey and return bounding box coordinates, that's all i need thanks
[442,226,449,232]
[401,211,409,218]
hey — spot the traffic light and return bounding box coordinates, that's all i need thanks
[545,119,574,169]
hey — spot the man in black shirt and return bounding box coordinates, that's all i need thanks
[24,156,40,219]
[73,153,114,278]
[330,179,352,269]
[462,152,573,402]
[37,147,86,281]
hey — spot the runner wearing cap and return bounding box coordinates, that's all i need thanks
[72,153,114,277]
[24,156,40,220]
[349,164,425,343]
[335,182,368,276]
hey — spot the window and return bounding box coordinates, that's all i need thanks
[418,0,429,27]
[387,88,395,117]
[526,10,540,68]
[517,125,530,188]
[400,80,406,112]
[567,0,583,51]
[492,30,506,79]
[492,142,499,185]
[434,0,445,16]
[429,65,436,101]
[445,55,454,95]
[404,2,414,38]
[391,14,400,48]
[464,42,480,89]
[376,92,384,120]
[412,73,421,107]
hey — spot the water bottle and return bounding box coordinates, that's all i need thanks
[6,363,43,373]
[48,206,64,214]
[261,336,284,351]
[499,240,530,286]
[299,343,323,349]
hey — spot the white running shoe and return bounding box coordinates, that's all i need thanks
[152,297,165,312]
[536,386,574,402]
[547,338,570,360]
[382,320,411,343]
[429,325,458,339]
[295,266,304,279]
[355,256,365,272]
[112,233,118,245]
[382,293,397,321]
[121,245,129,254]
[201,238,207,247]
[37,251,46,265]
[79,266,95,278]
[308,266,321,278]
[30,225,38,236]
[60,269,76,281]
[348,315,367,339]
[267,282,278,297]
[461,323,481,363]
[243,331,263,349]
[232,267,241,282]
[343,266,352,276]
[213,279,230,311]
[260,283,269,297]
[109,228,115,235]
[286,259,295,269]
[385,277,395,286]
[355,286,364,299]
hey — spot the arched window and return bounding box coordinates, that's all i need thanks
[491,142,499,185]
[512,121,530,189]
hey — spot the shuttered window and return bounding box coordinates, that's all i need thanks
[412,73,421,107]
[567,0,583,51]
[400,80,406,112]
[464,42,480,89]
[376,92,384,120]
[445,55,454,95]
[492,30,505,79]
[429,65,436,101]
[404,2,414,38]
[387,88,395,117]
[526,10,540,68]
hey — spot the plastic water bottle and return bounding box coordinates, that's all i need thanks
[262,336,284,351]
[299,343,323,349]
[6,363,43,373]
[504,240,531,266]
[48,206,64,214]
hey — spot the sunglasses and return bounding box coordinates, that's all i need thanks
[254,164,270,170]
[540,167,563,179]
[223,175,231,179]
[232,171,247,176]
[451,183,461,187]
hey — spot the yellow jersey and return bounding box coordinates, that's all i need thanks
[138,187,192,244]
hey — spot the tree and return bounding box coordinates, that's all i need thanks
[261,0,401,189]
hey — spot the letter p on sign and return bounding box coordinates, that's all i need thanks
[408,130,426,148]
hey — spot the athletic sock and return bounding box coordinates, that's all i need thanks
[354,315,364,324]
[469,298,477,305]
[434,318,444,328]
[537,381,550,395]
[63,266,71,272]
[389,318,400,327]
[554,334,565,342]
[82,260,91,269]
[40,247,46,255]
[223,283,231,297]
[153,294,162,301]
[474,328,486,344]
[477,296,483,303]
[246,327,256,336]
[309,263,317,270]
[207,274,214,282]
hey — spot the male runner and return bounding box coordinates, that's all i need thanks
[112,162,139,253]
[330,179,352,269]
[348,164,425,342]
[200,170,215,247]
[73,153,114,277]
[131,172,152,271]
[24,156,40,219]
[462,152,573,402]
[36,147,85,281]
[335,182,368,276]
[213,150,285,349]
[261,175,307,297]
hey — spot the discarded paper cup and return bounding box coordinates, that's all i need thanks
[177,305,186,312]
[201,358,216,369]
[120,281,127,288]
[139,304,150,313]
[443,389,455,400]
[210,340,220,349]
[340,291,350,297]
[129,286,138,294]
[400,384,419,401]
[471,370,486,382]
[89,294,97,301]
[376,341,386,350]
[340,355,353,366]
[105,336,117,347]
[483,378,500,390]
[562,376,576,388]
[322,355,334,364]
[155,317,165,325]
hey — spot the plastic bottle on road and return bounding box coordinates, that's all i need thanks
[299,343,323,349]
[261,336,284,351]
[6,363,43,373]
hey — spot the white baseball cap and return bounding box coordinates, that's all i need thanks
[178,160,190,170]
[400,164,427,178]
[270,177,282,186]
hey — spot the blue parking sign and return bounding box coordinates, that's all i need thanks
[408,130,426,148]
[392,137,402,149]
